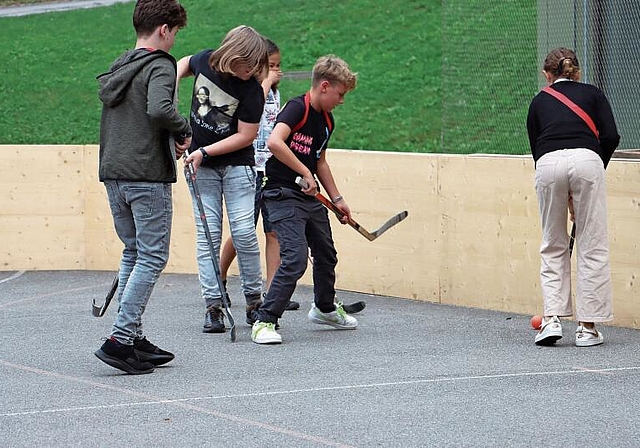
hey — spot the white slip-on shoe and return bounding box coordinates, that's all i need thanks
[534,316,563,346]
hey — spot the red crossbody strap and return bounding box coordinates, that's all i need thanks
[290,92,333,135]
[542,86,599,139]
[290,92,311,134]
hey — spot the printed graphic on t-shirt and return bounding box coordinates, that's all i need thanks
[290,132,313,155]
[191,74,238,136]
[289,127,328,160]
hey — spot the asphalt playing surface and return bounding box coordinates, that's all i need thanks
[2,270,640,447]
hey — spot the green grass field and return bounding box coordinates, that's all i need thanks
[0,0,537,153]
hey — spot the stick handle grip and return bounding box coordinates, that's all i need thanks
[294,175,309,189]
[295,176,352,221]
[294,177,375,241]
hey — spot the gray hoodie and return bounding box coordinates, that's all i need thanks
[98,48,191,182]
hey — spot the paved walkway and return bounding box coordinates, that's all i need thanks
[0,0,129,17]
[2,270,640,446]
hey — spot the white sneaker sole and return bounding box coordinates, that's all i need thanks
[575,335,604,347]
[308,316,357,330]
[252,336,282,344]
[535,326,563,346]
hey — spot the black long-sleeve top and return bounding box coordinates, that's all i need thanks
[527,80,620,167]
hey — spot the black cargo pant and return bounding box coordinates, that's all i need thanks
[255,187,338,324]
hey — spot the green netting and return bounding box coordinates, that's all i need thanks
[442,0,639,154]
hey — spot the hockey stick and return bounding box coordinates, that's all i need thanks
[295,176,408,241]
[342,301,366,314]
[185,163,236,342]
[92,273,118,317]
[569,222,576,257]
[568,194,576,257]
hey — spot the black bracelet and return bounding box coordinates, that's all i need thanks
[199,147,209,160]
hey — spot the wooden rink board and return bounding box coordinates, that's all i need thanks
[1,145,639,328]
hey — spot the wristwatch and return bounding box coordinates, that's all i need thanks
[198,147,209,161]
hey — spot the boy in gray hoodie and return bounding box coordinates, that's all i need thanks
[94,0,191,375]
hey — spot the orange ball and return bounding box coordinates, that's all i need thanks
[530,315,543,330]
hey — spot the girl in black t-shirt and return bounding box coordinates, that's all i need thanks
[177,25,269,334]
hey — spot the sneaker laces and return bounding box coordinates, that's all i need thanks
[541,316,560,329]
[260,322,277,331]
[134,337,155,351]
[335,302,347,318]
[207,307,223,318]
[576,325,599,337]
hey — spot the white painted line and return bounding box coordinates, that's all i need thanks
[2,360,638,420]
[0,270,25,285]
[0,282,110,310]
[573,365,616,375]
[0,359,355,448]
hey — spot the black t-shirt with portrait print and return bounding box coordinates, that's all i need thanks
[187,49,265,167]
[264,93,335,191]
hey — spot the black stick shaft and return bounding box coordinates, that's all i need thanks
[185,163,236,342]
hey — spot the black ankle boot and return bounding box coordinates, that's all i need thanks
[245,299,262,325]
[203,306,225,333]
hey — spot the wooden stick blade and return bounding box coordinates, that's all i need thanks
[370,211,408,239]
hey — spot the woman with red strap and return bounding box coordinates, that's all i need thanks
[526,47,620,347]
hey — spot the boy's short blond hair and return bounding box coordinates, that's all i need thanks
[209,25,269,80]
[312,55,357,91]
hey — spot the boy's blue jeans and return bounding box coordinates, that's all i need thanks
[104,180,172,345]
[187,165,262,308]
[257,188,338,323]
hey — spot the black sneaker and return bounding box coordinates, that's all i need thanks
[133,337,175,366]
[203,306,225,333]
[95,337,155,375]
[285,300,300,311]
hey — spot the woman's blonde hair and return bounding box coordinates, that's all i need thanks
[312,55,357,91]
[209,25,269,80]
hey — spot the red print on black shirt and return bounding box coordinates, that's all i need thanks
[290,132,313,155]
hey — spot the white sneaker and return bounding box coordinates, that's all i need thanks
[251,321,282,344]
[534,316,562,346]
[308,303,357,329]
[575,325,604,347]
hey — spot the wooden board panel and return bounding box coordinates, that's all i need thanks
[1,145,84,215]
[0,215,84,269]
[2,145,640,328]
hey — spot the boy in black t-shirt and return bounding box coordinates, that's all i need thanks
[250,55,358,345]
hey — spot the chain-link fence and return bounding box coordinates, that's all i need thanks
[442,0,639,154]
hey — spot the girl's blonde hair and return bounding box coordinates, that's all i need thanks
[209,25,269,80]
[312,55,357,91]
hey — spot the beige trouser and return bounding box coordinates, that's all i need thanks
[535,148,613,322]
